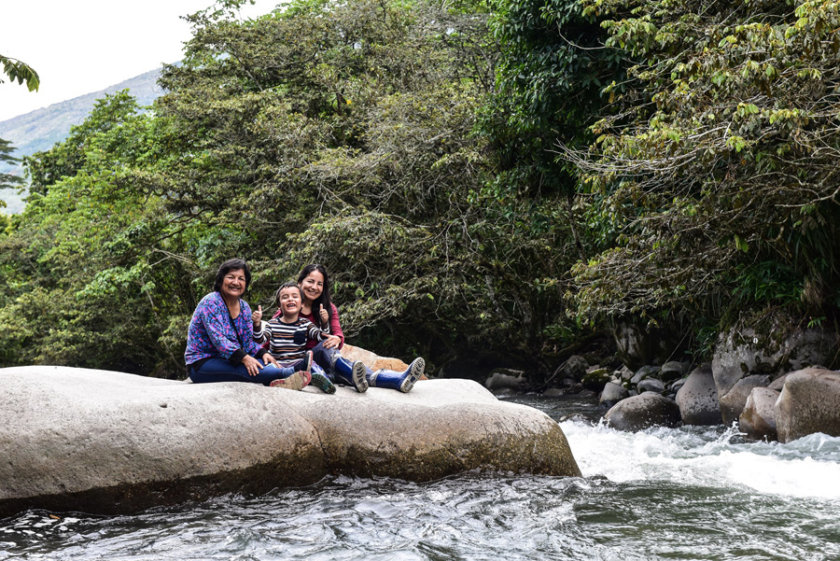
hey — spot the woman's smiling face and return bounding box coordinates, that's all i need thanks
[299,270,325,303]
[220,268,247,300]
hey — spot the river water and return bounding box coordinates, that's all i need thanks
[2,393,839,560]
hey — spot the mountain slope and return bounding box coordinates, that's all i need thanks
[0,68,164,213]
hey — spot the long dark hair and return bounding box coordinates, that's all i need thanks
[214,258,251,292]
[297,264,333,324]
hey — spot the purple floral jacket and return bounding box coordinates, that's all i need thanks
[185,291,265,365]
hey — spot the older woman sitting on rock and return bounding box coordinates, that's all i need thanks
[185,258,311,389]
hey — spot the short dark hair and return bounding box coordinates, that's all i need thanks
[274,281,300,306]
[214,258,251,292]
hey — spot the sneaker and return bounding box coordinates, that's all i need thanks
[399,357,425,393]
[351,361,368,393]
[270,371,310,391]
[310,371,337,394]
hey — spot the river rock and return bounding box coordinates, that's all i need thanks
[675,364,722,425]
[613,322,685,370]
[776,368,840,443]
[637,378,665,394]
[484,369,527,391]
[603,392,681,432]
[719,375,770,426]
[712,320,837,398]
[660,361,690,382]
[554,355,589,381]
[599,381,629,407]
[0,366,580,516]
[739,387,779,440]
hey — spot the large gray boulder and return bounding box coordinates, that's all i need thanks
[712,321,836,398]
[675,365,722,425]
[739,387,779,440]
[776,368,840,443]
[604,392,681,432]
[0,366,580,516]
[719,374,771,426]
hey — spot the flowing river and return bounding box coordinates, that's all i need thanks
[2,393,839,560]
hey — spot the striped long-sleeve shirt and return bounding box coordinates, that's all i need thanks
[253,317,326,365]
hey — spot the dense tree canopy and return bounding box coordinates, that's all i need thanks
[569,0,840,335]
[1,0,838,377]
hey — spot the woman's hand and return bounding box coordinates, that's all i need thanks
[263,353,279,367]
[319,304,329,327]
[323,334,341,349]
[242,354,262,376]
[252,305,263,328]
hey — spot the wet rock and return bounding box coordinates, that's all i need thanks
[776,368,840,443]
[668,378,686,395]
[712,319,837,398]
[615,365,634,383]
[675,365,722,425]
[631,365,659,385]
[555,355,589,381]
[739,387,779,440]
[637,378,665,394]
[719,375,770,426]
[614,322,686,370]
[485,369,527,391]
[582,366,611,392]
[604,392,681,432]
[0,366,580,516]
[660,361,690,382]
[599,382,629,407]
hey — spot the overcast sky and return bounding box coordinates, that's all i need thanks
[0,0,280,122]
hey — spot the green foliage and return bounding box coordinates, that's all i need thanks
[0,54,39,91]
[0,92,196,373]
[569,0,840,331]
[0,139,24,193]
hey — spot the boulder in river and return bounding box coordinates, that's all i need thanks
[0,366,580,516]
[738,387,779,441]
[604,392,681,432]
[675,364,722,426]
[776,368,840,443]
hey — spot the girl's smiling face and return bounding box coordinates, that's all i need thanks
[278,285,302,316]
[299,270,325,304]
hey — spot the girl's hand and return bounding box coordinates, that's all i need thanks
[323,334,341,349]
[242,355,262,376]
[252,305,263,327]
[263,353,279,367]
[319,304,329,327]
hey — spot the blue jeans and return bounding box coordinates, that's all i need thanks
[188,357,295,386]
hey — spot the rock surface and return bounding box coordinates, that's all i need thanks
[719,374,771,426]
[604,392,681,432]
[0,366,580,516]
[342,343,411,372]
[776,368,840,443]
[675,365,722,425]
[739,387,779,440]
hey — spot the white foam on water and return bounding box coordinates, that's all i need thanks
[561,420,840,499]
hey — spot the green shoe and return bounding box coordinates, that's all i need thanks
[310,370,337,394]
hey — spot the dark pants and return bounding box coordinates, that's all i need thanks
[188,357,294,386]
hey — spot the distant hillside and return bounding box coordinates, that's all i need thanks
[0,68,164,213]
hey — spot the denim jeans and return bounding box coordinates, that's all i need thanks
[188,357,295,385]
